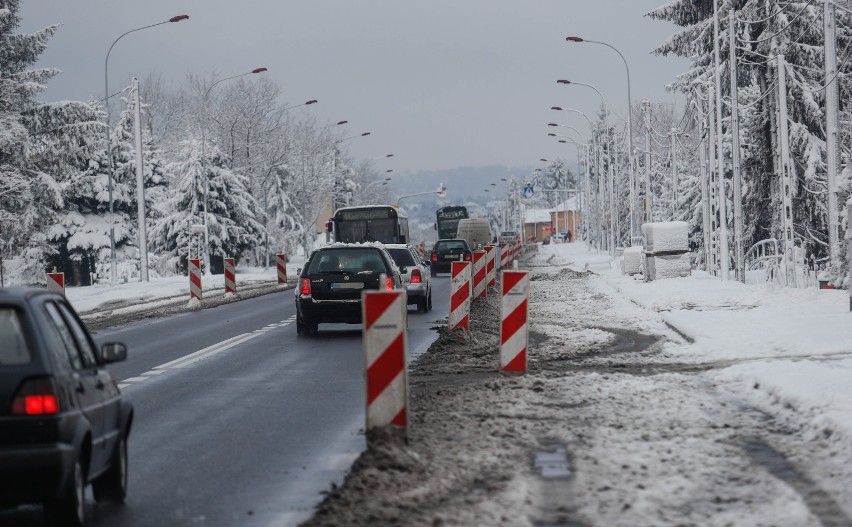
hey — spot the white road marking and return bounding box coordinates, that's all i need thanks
[120,318,291,385]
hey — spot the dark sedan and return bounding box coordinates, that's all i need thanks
[295,244,404,335]
[428,239,472,276]
[0,288,133,526]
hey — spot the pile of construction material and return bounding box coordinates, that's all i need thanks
[621,246,644,276]
[641,221,691,281]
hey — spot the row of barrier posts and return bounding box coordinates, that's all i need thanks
[361,241,530,440]
[187,253,288,303]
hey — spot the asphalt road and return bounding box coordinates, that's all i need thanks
[2,277,451,527]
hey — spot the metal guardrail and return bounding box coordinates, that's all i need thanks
[744,238,782,285]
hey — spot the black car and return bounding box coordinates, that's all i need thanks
[428,238,472,276]
[295,244,404,335]
[0,288,133,526]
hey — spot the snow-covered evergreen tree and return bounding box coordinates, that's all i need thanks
[0,0,61,282]
[649,0,852,281]
[149,139,263,273]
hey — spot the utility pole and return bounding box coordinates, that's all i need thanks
[596,144,604,251]
[584,144,592,246]
[131,78,148,282]
[608,141,616,254]
[713,0,730,280]
[825,0,841,273]
[708,84,719,274]
[643,100,652,225]
[729,10,745,282]
[777,55,796,286]
[700,112,712,271]
[670,128,678,219]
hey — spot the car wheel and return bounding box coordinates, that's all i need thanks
[296,316,306,336]
[45,456,85,527]
[93,434,128,503]
[430,266,437,278]
[427,290,433,311]
[308,321,319,336]
[417,297,427,313]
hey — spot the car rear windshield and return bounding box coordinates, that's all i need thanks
[434,240,467,250]
[0,308,30,366]
[308,248,389,274]
[387,248,416,266]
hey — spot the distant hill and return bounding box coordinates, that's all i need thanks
[388,165,533,201]
[387,165,534,244]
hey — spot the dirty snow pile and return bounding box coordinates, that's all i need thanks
[561,242,852,444]
[303,243,852,526]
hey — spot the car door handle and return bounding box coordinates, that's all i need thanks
[95,379,105,390]
[75,382,86,394]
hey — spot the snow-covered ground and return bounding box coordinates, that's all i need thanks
[551,242,852,447]
[305,241,852,526]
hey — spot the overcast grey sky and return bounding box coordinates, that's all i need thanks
[20,1,688,173]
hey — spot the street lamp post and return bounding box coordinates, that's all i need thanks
[200,67,267,275]
[557,80,615,252]
[557,79,609,118]
[396,183,447,205]
[566,36,636,243]
[104,14,188,283]
[551,107,602,247]
[552,136,585,242]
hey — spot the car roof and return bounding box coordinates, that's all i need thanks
[383,243,413,250]
[0,287,58,303]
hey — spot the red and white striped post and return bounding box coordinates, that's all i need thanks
[224,257,236,295]
[472,249,487,299]
[276,253,287,285]
[46,272,65,295]
[514,241,521,262]
[188,258,202,301]
[449,261,471,330]
[500,270,530,373]
[362,290,408,435]
[484,244,497,288]
[500,243,510,270]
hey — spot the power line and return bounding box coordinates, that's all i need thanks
[736,0,817,45]
[738,0,797,25]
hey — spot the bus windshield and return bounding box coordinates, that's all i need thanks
[332,206,408,244]
[335,218,396,243]
[436,206,468,240]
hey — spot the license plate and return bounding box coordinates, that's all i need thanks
[445,254,460,260]
[330,282,364,290]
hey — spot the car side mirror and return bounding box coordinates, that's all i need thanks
[400,266,408,274]
[422,260,432,266]
[296,267,302,275]
[100,342,127,363]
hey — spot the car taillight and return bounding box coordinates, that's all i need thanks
[464,252,472,261]
[385,277,394,290]
[431,253,438,262]
[11,378,60,416]
[411,268,422,284]
[300,278,312,295]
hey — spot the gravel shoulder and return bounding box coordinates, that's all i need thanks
[300,251,852,526]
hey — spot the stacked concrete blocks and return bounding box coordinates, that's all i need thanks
[641,221,691,281]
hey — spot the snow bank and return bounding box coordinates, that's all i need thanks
[540,242,852,448]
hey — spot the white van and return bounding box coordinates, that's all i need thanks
[456,218,492,250]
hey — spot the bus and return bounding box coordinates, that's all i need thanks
[435,205,469,240]
[329,205,410,244]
